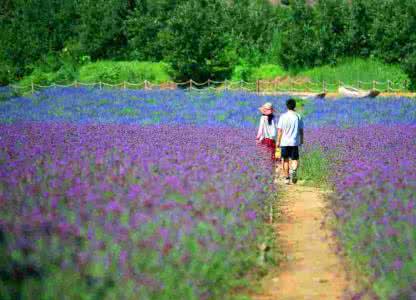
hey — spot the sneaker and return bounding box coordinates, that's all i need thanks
[290,169,298,184]
[284,177,290,185]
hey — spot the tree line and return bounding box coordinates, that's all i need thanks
[1,0,416,87]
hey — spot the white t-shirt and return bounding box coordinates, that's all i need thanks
[277,111,304,146]
[256,115,277,141]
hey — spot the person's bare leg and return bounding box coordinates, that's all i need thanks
[290,160,299,183]
[291,159,299,171]
[283,158,290,178]
[275,158,281,175]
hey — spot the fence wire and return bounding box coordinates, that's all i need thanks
[6,79,412,95]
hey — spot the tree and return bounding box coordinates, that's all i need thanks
[157,0,231,81]
[314,0,349,65]
[277,0,320,70]
[403,51,416,90]
[78,0,134,60]
[346,0,377,57]
[370,0,416,64]
[0,0,79,81]
[126,0,184,61]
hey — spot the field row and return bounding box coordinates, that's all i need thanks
[0,89,415,299]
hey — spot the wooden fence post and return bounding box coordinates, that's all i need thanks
[207,79,211,88]
[99,82,102,90]
[387,80,391,92]
[322,80,326,93]
[372,80,376,90]
[75,80,78,88]
[144,80,148,90]
[123,81,126,90]
[31,81,34,94]
[189,79,193,91]
[224,80,228,91]
[256,80,260,94]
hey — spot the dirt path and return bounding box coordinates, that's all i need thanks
[251,183,349,300]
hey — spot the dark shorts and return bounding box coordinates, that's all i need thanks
[281,146,299,160]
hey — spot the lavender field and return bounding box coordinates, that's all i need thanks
[0,88,415,299]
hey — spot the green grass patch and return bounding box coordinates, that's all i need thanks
[118,107,138,117]
[250,64,286,81]
[299,57,409,89]
[18,64,78,89]
[79,61,173,84]
[231,64,286,82]
[298,148,329,187]
[232,58,409,92]
[16,61,173,92]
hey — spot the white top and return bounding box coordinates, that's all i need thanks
[256,115,277,141]
[277,111,304,146]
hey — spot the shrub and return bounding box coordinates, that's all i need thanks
[403,51,416,90]
[231,64,254,82]
[78,61,173,84]
[251,64,286,80]
[299,58,409,88]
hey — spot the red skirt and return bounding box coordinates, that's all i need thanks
[260,138,276,160]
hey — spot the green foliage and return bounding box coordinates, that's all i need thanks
[313,0,350,65]
[403,51,416,90]
[18,52,79,88]
[231,58,409,92]
[232,64,286,81]
[0,214,272,300]
[78,61,172,84]
[156,0,230,81]
[231,64,255,82]
[277,0,320,70]
[251,64,286,80]
[2,0,416,87]
[126,0,182,61]
[0,62,14,85]
[298,148,329,187]
[347,0,377,57]
[125,0,276,81]
[78,0,134,60]
[370,0,416,64]
[0,0,79,79]
[299,58,409,86]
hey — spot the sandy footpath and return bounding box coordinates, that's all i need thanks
[251,183,349,300]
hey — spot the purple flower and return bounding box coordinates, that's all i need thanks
[391,259,403,271]
[245,210,257,221]
[105,200,123,214]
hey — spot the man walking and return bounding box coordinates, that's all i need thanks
[276,98,304,184]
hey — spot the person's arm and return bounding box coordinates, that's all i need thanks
[277,128,283,147]
[299,116,304,145]
[256,116,264,141]
[299,128,304,145]
[276,116,283,147]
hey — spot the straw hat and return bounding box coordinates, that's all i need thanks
[259,102,274,115]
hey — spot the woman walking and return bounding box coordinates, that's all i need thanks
[256,102,278,161]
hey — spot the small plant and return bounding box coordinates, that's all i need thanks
[298,148,329,187]
[119,107,138,117]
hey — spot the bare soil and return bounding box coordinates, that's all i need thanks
[250,183,350,300]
